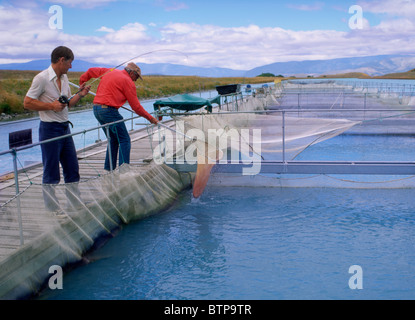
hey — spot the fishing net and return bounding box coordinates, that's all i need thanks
[0,163,191,299]
[150,90,360,197]
[151,80,415,195]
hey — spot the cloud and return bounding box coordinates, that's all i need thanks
[286,2,325,11]
[154,0,189,12]
[44,0,118,9]
[1,4,414,71]
[0,5,56,59]
[97,26,115,33]
[156,22,415,69]
[359,0,415,18]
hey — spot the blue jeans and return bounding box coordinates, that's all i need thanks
[93,105,131,171]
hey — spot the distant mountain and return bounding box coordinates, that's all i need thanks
[0,59,113,72]
[0,59,245,77]
[245,55,415,77]
[139,63,245,77]
[1,54,414,77]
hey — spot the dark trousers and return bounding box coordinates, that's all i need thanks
[93,105,131,171]
[39,121,80,211]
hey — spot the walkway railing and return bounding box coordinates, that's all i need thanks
[0,114,154,244]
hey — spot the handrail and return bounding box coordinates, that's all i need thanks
[0,113,148,157]
[154,108,415,117]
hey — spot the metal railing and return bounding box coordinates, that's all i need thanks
[0,114,153,245]
[156,107,415,172]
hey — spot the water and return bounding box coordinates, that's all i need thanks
[39,186,415,300]
[296,134,415,162]
[37,132,415,300]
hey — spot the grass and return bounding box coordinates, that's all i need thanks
[2,67,413,120]
[374,69,415,79]
[0,70,276,118]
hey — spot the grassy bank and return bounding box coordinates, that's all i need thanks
[0,70,275,120]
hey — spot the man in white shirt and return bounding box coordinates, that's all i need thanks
[24,46,90,212]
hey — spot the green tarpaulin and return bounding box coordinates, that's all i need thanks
[153,94,221,112]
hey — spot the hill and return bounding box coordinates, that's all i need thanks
[316,72,372,79]
[245,55,415,78]
[1,54,414,78]
[0,59,245,77]
[374,68,415,79]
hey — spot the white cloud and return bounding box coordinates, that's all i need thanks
[286,2,325,11]
[97,26,115,33]
[359,0,415,18]
[155,0,189,12]
[1,4,414,71]
[45,0,118,9]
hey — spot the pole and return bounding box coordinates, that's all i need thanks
[282,111,286,165]
[12,150,24,245]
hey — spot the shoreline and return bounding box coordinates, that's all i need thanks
[0,103,94,123]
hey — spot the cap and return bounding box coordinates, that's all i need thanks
[126,62,143,80]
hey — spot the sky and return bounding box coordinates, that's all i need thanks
[0,0,415,70]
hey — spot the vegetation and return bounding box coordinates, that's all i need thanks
[374,69,415,79]
[0,70,276,120]
[257,72,276,77]
[316,72,372,79]
[3,67,412,120]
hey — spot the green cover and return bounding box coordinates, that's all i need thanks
[153,94,220,112]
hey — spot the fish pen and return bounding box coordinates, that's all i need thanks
[151,79,415,192]
[278,79,415,110]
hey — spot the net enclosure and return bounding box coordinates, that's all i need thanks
[151,79,415,193]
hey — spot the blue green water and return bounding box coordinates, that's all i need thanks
[35,131,415,300]
[39,184,415,300]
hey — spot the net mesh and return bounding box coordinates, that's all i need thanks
[151,80,415,195]
[0,163,191,299]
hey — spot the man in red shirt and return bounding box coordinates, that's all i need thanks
[80,62,158,171]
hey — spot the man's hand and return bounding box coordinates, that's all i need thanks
[150,117,159,125]
[79,83,91,97]
[50,99,67,112]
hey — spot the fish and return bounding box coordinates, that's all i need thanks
[192,141,223,198]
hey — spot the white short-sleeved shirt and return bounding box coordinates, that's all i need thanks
[26,65,71,123]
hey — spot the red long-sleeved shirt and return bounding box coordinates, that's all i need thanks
[79,68,153,121]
